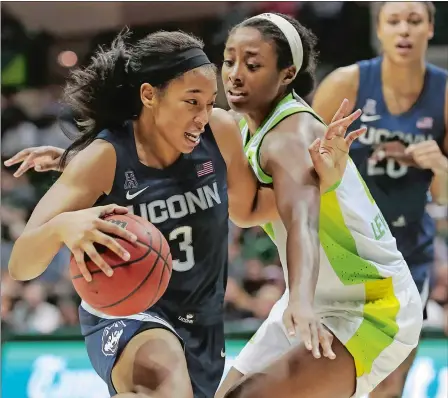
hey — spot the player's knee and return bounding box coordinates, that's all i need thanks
[132,336,193,397]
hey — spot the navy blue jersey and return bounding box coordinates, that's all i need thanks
[349,56,447,267]
[80,121,229,326]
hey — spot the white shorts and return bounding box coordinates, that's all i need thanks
[233,276,423,397]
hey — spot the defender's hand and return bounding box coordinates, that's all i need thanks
[4,146,65,177]
[309,99,366,191]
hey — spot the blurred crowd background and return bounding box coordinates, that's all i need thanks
[1,1,448,340]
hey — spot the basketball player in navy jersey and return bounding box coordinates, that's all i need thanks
[312,2,448,397]
[6,29,357,398]
[6,30,281,398]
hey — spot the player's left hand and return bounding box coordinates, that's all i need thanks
[369,141,412,166]
[405,140,448,174]
[283,300,336,360]
[308,99,366,192]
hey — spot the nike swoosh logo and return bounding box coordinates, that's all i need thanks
[360,114,381,122]
[126,186,149,200]
[221,349,226,358]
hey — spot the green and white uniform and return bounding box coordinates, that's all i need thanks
[232,94,423,397]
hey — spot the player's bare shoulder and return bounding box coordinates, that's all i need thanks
[321,64,358,94]
[208,108,243,166]
[62,139,117,195]
[319,64,360,104]
[71,139,117,172]
[313,63,359,124]
[209,107,239,128]
[330,64,359,91]
[263,111,324,157]
[227,109,244,124]
[209,108,241,143]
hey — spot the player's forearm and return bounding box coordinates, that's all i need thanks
[431,158,448,205]
[283,189,320,303]
[232,186,279,228]
[9,215,65,281]
[252,185,279,222]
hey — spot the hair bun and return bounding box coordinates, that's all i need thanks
[291,70,315,98]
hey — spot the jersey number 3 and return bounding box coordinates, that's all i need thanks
[168,226,195,272]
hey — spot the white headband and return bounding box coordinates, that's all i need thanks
[246,13,303,78]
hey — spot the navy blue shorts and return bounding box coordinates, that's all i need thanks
[81,307,225,398]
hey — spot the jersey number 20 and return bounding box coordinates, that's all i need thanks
[367,159,408,179]
[168,226,195,272]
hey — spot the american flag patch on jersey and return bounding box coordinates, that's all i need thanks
[196,161,214,177]
[416,117,433,129]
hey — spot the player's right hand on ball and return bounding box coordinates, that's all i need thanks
[4,146,65,177]
[55,204,137,282]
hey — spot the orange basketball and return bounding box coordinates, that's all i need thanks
[70,213,172,316]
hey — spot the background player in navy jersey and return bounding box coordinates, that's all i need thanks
[312,2,448,397]
[7,29,284,398]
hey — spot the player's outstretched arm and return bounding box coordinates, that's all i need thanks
[8,140,135,282]
[210,108,279,228]
[260,112,328,358]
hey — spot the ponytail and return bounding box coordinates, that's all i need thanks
[60,29,136,168]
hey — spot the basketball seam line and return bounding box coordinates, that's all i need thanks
[126,213,171,269]
[125,215,172,311]
[71,240,152,279]
[99,226,163,309]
